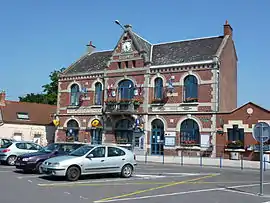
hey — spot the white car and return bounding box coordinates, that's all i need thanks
[41,144,137,181]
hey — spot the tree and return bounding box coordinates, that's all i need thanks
[19,67,66,105]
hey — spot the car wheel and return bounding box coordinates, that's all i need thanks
[66,166,81,181]
[35,162,43,174]
[7,155,17,166]
[121,164,133,178]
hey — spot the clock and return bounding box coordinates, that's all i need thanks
[122,41,132,52]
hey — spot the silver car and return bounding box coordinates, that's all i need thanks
[0,141,43,165]
[41,144,137,181]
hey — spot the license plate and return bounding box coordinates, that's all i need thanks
[15,162,21,166]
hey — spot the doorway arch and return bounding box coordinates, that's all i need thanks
[151,119,164,155]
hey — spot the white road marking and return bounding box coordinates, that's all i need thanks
[17,175,41,179]
[38,178,134,186]
[64,192,70,195]
[0,170,13,172]
[162,172,221,176]
[134,175,166,178]
[80,196,88,200]
[223,189,258,197]
[94,182,270,202]
[94,188,223,202]
[27,179,33,183]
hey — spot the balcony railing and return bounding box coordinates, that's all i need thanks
[105,99,143,113]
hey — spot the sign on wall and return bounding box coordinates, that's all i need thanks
[200,134,210,148]
[165,136,176,147]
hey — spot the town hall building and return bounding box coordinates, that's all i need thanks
[55,20,270,160]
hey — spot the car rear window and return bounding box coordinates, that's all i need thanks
[1,142,12,148]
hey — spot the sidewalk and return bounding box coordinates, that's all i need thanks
[136,155,270,170]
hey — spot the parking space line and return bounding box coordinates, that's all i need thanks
[222,188,259,197]
[38,178,137,187]
[95,187,223,202]
[17,175,41,179]
[0,170,13,172]
[94,182,270,203]
[94,173,219,203]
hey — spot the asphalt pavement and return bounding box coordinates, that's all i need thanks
[0,162,270,203]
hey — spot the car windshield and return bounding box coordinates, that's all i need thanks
[39,143,59,153]
[69,145,94,157]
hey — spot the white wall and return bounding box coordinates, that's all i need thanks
[0,123,56,146]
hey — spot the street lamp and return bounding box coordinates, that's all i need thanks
[114,20,125,31]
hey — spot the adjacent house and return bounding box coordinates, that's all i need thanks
[0,91,57,146]
[55,20,270,160]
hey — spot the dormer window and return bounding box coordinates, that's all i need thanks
[17,112,29,120]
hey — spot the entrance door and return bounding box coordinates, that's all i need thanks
[151,128,164,155]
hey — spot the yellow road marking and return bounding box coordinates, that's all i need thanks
[95,174,219,203]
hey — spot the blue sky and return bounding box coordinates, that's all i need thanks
[0,1,269,109]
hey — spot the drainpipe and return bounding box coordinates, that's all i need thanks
[212,56,221,157]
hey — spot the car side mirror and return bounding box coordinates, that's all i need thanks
[87,154,94,159]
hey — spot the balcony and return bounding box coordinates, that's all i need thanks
[105,99,142,114]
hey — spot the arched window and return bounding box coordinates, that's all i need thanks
[154,77,163,99]
[118,80,134,100]
[115,119,134,148]
[180,119,200,145]
[66,119,79,142]
[151,119,164,155]
[70,84,80,106]
[184,75,198,102]
[94,82,102,105]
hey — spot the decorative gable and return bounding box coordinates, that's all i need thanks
[108,25,152,70]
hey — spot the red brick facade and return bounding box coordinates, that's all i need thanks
[54,21,269,160]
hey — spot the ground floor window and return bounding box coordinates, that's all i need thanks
[91,129,102,145]
[66,119,79,142]
[115,119,134,150]
[180,119,200,146]
[227,125,244,149]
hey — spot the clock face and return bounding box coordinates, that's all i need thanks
[122,41,132,52]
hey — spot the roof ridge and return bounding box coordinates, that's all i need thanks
[153,35,223,46]
[132,32,152,45]
[5,100,56,107]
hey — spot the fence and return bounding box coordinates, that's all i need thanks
[137,144,270,171]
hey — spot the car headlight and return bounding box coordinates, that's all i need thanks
[51,162,60,167]
[22,158,29,162]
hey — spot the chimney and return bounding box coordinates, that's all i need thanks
[224,20,233,36]
[0,90,6,106]
[86,41,96,54]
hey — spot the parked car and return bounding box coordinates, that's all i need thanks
[41,144,137,181]
[0,141,43,165]
[15,142,85,173]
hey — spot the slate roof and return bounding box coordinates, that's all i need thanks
[62,32,224,75]
[64,51,112,75]
[151,36,224,66]
[0,101,56,125]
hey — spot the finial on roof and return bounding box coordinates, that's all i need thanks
[225,20,229,25]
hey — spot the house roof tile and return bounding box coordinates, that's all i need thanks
[0,101,56,125]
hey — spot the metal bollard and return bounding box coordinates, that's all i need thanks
[200,155,202,167]
[162,152,165,164]
[145,152,147,164]
[241,155,243,170]
[220,156,222,168]
[181,151,183,166]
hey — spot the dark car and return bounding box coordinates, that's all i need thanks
[15,142,85,173]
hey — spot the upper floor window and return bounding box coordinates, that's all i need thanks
[16,112,29,120]
[94,82,102,105]
[118,79,134,100]
[154,77,163,99]
[70,84,80,106]
[184,75,198,103]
